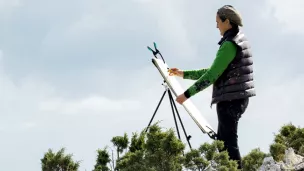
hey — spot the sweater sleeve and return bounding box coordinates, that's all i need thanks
[183,41,237,98]
[183,68,209,80]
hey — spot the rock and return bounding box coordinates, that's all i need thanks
[258,157,281,171]
[284,148,304,166]
[295,161,304,170]
[258,148,304,171]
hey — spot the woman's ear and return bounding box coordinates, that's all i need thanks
[224,18,230,25]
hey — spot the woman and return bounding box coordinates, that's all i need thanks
[169,5,255,169]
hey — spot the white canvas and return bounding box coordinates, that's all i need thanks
[151,57,216,139]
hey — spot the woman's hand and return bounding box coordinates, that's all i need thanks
[168,68,184,77]
[176,94,187,104]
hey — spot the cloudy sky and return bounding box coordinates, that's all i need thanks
[1,0,304,170]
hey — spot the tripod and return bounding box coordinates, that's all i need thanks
[145,81,192,149]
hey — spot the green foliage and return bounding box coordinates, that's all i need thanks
[270,123,304,161]
[128,132,145,153]
[241,123,304,171]
[116,150,150,171]
[93,148,111,171]
[207,140,238,170]
[241,148,269,171]
[41,148,80,171]
[184,149,209,170]
[109,123,238,171]
[111,133,129,160]
[183,140,238,170]
[93,165,111,171]
[270,142,286,161]
[40,122,304,171]
[116,123,185,171]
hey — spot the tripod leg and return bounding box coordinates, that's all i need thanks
[168,91,181,140]
[168,90,192,149]
[145,90,167,133]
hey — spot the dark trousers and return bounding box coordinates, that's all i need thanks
[216,97,249,169]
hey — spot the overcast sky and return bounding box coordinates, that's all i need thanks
[1,0,304,170]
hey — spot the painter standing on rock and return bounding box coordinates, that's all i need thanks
[169,5,256,169]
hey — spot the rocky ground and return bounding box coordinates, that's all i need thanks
[258,148,304,171]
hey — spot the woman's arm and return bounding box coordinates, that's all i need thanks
[183,68,209,80]
[183,41,237,98]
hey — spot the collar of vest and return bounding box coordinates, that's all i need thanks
[218,28,239,45]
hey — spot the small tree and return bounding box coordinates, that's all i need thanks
[241,148,269,171]
[111,133,129,161]
[270,123,304,161]
[128,132,145,153]
[116,123,185,171]
[184,140,239,171]
[102,123,238,171]
[241,123,304,170]
[41,147,80,171]
[93,148,111,171]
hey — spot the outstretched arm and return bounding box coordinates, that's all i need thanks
[183,68,209,80]
[183,41,237,98]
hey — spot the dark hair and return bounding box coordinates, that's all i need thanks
[217,5,235,21]
[217,12,239,32]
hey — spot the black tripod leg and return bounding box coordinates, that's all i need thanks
[145,90,167,133]
[168,90,192,149]
[168,90,181,140]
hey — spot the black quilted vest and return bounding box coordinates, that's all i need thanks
[211,28,256,105]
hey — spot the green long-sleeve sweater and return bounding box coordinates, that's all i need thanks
[183,41,237,98]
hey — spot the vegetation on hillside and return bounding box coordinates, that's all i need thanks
[40,122,304,171]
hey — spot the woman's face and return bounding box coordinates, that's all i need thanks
[216,14,230,36]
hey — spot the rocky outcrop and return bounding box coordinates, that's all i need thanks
[259,148,304,171]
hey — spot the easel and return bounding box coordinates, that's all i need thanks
[145,42,192,149]
[145,81,192,149]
